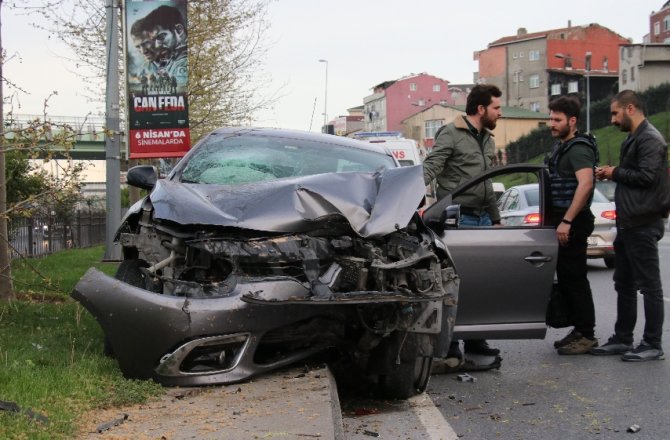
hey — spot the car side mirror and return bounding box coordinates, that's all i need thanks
[127,165,158,191]
[444,204,460,228]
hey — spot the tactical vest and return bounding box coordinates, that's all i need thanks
[546,134,599,209]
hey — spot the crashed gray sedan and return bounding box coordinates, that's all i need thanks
[73,127,459,398]
[73,128,559,398]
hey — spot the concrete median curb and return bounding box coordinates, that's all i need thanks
[78,364,344,439]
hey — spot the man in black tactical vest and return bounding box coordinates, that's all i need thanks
[546,96,600,355]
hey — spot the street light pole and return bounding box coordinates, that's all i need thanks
[585,51,592,134]
[318,59,328,131]
[554,51,592,133]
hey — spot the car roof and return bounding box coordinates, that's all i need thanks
[507,183,538,193]
[208,127,394,156]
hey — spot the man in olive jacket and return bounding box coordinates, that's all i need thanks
[592,90,669,361]
[423,84,503,372]
[423,85,502,225]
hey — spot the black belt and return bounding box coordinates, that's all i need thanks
[460,207,481,217]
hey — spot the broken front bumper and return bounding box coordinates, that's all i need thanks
[73,267,456,386]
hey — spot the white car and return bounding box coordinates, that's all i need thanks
[498,183,616,268]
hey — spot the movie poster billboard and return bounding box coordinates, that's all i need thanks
[125,0,190,158]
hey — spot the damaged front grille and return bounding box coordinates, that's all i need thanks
[145,228,449,301]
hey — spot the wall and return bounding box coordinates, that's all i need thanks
[650,6,670,43]
[619,44,670,92]
[383,74,454,132]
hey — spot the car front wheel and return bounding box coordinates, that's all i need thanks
[378,331,433,399]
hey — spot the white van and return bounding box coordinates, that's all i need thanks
[353,132,424,167]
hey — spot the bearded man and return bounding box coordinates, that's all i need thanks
[423,84,504,371]
[546,95,599,355]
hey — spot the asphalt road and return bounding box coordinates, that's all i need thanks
[428,234,670,440]
[341,233,670,439]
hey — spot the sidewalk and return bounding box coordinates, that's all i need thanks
[78,364,344,439]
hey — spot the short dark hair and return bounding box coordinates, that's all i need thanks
[465,84,502,115]
[130,17,146,39]
[144,5,186,33]
[612,90,646,115]
[548,96,581,120]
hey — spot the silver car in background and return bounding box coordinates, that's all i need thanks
[498,184,616,268]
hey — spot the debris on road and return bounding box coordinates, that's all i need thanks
[627,424,641,433]
[456,373,477,382]
[95,414,128,433]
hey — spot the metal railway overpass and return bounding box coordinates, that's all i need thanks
[4,114,113,160]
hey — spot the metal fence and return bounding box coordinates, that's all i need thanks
[8,211,106,259]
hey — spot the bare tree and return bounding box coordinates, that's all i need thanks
[26,0,277,142]
[0,0,13,301]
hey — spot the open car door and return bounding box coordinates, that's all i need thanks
[423,164,557,341]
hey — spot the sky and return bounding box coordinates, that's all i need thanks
[3,0,666,131]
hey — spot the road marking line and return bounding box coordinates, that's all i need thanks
[408,393,459,440]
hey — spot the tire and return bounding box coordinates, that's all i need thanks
[604,256,615,269]
[378,332,433,399]
[104,259,154,357]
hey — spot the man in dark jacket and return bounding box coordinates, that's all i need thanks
[591,90,669,361]
[546,96,599,355]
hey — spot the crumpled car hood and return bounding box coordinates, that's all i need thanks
[148,165,426,237]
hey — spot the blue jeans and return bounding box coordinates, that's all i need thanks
[460,212,492,227]
[613,219,665,349]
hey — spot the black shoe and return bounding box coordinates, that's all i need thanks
[554,329,581,349]
[589,335,633,356]
[621,341,665,362]
[464,339,500,356]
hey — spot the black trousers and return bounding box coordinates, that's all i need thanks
[551,209,596,338]
[613,218,665,349]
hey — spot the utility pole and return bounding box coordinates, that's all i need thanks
[0,0,16,301]
[318,59,328,132]
[103,0,121,261]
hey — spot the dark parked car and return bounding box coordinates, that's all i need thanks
[73,128,557,398]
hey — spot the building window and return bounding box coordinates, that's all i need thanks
[425,119,444,139]
[433,84,441,92]
[631,66,635,81]
[529,102,541,112]
[417,99,425,107]
[519,51,524,58]
[529,74,540,88]
[655,21,661,35]
[513,52,518,59]
[529,50,540,61]
[568,81,578,93]
[551,84,561,96]
[410,83,417,91]
[622,69,628,84]
[665,15,670,31]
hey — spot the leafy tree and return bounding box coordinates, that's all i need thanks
[6,150,48,209]
[0,110,88,301]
